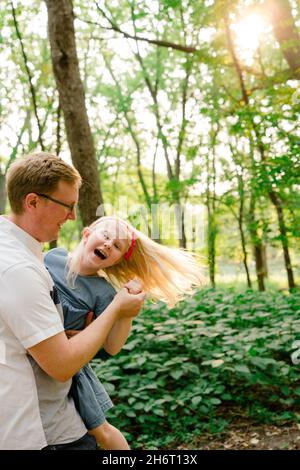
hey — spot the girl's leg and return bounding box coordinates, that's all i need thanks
[88,420,130,450]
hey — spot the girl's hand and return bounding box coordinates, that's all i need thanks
[124,278,143,294]
[113,288,146,318]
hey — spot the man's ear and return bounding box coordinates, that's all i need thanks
[24,193,39,211]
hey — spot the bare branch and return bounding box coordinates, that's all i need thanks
[11,1,45,150]
[77,2,199,54]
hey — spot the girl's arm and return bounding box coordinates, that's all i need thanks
[66,314,134,355]
[103,317,133,355]
[104,278,143,355]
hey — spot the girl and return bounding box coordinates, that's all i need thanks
[45,216,204,449]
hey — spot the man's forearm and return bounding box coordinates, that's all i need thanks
[28,289,145,382]
[28,299,121,382]
[63,300,121,379]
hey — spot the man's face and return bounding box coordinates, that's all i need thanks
[35,180,79,242]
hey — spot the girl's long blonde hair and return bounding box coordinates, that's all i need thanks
[68,216,205,306]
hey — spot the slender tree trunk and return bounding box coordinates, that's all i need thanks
[45,0,103,226]
[55,103,62,156]
[262,244,268,278]
[229,142,252,288]
[206,130,218,288]
[11,1,45,150]
[225,18,296,289]
[130,8,188,247]
[248,195,266,291]
[269,191,296,288]
[207,212,216,288]
[151,139,161,243]
[238,215,252,288]
[265,0,300,79]
[239,195,252,288]
[254,244,266,291]
[174,202,187,248]
[0,174,6,214]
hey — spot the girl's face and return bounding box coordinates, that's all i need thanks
[80,219,130,275]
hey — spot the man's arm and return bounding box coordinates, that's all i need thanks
[28,288,145,382]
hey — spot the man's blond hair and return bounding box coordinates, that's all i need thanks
[7,152,82,214]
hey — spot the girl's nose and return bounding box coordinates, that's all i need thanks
[104,240,112,249]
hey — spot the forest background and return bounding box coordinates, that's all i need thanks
[1,0,300,449]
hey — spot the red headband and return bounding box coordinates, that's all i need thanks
[124,233,136,260]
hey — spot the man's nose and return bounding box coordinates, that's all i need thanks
[68,207,77,221]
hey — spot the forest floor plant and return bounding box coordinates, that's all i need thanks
[92,288,300,449]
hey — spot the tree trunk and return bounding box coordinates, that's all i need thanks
[265,0,300,79]
[225,17,296,290]
[0,174,6,214]
[206,129,218,288]
[207,213,216,288]
[238,217,252,289]
[248,195,266,291]
[254,243,266,291]
[269,191,296,289]
[45,0,104,226]
[174,203,187,248]
[262,244,268,278]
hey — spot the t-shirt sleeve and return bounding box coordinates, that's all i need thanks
[44,247,67,282]
[1,264,64,349]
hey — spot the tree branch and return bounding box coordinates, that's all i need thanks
[11,1,45,150]
[78,2,199,54]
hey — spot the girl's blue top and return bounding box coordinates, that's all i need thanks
[44,247,116,330]
[44,247,117,429]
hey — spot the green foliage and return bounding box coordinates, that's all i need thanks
[162,0,182,9]
[2,0,300,286]
[91,289,300,449]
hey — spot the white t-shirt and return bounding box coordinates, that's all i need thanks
[0,216,86,449]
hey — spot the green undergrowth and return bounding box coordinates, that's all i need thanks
[91,288,300,449]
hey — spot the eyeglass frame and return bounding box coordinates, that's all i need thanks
[35,193,77,212]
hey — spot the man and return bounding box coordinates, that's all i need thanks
[0,152,145,450]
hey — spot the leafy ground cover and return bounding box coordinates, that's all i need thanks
[181,417,300,450]
[91,288,300,449]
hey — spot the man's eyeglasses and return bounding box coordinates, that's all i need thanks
[36,193,77,212]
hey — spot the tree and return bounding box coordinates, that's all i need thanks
[265,0,300,79]
[224,14,296,290]
[45,0,104,226]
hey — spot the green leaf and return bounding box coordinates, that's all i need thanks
[162,0,181,8]
[235,365,251,374]
[170,369,184,380]
[210,398,221,405]
[191,396,202,406]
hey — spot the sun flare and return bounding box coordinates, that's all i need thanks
[231,13,268,63]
